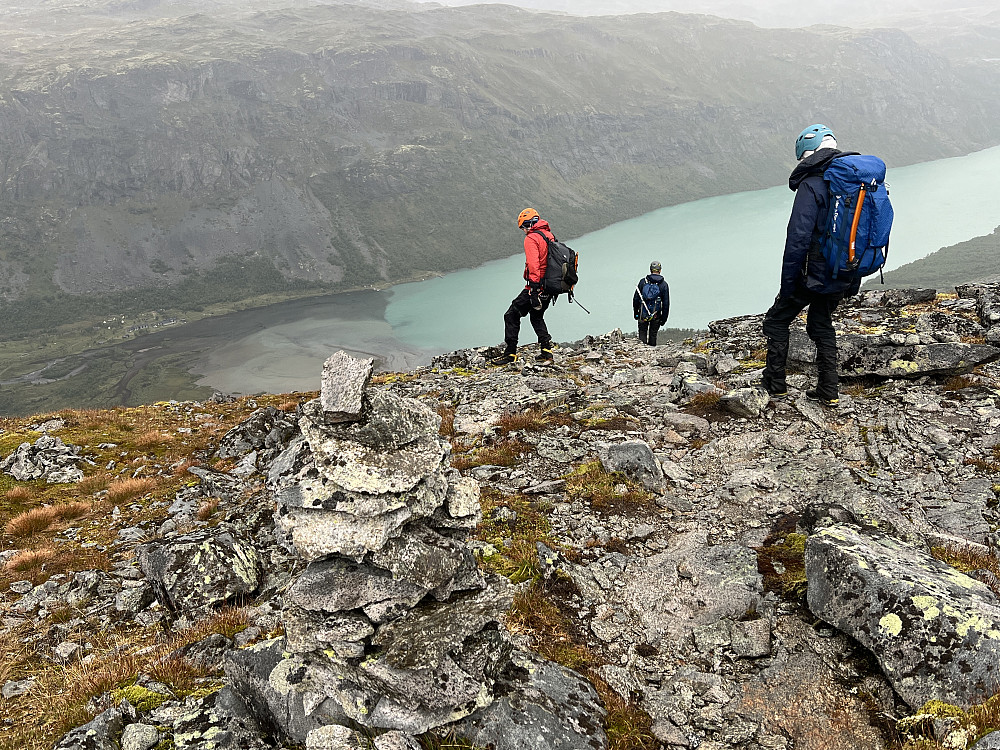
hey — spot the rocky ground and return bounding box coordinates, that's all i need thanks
[2,285,1000,750]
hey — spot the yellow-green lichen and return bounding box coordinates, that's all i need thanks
[889,360,919,373]
[111,685,171,712]
[879,613,903,636]
[911,595,942,620]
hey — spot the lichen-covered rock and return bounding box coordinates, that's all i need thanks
[597,440,665,493]
[721,387,771,418]
[283,557,427,625]
[449,649,607,750]
[286,583,514,734]
[320,351,373,423]
[806,524,1000,708]
[1,435,84,483]
[223,638,347,743]
[53,708,124,750]
[217,406,298,460]
[136,525,262,614]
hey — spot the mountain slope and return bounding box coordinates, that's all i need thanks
[877,225,1000,290]
[1,0,1000,337]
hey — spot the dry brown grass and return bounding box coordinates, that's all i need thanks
[55,501,92,521]
[563,462,656,517]
[1,546,111,588]
[5,506,59,537]
[132,430,171,450]
[278,400,299,412]
[3,607,253,750]
[683,389,732,421]
[197,498,220,522]
[76,474,111,495]
[105,477,157,504]
[451,438,533,470]
[436,403,456,437]
[4,486,35,503]
[4,547,57,574]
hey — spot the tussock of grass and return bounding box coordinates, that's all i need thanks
[4,547,57,574]
[105,477,158,504]
[475,489,554,584]
[196,498,220,522]
[683,389,731,421]
[451,437,533,470]
[943,375,978,392]
[497,406,574,434]
[4,485,35,503]
[563,462,655,516]
[436,403,456,438]
[5,506,59,537]
[6,607,252,750]
[76,474,111,494]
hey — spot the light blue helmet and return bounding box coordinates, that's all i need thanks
[795,124,835,160]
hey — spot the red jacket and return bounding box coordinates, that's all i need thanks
[522,221,553,288]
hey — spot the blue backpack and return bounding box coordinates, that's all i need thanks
[637,280,662,322]
[820,154,893,282]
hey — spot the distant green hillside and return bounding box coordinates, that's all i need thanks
[877,226,1000,291]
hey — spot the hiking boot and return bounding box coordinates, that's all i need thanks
[534,347,554,362]
[805,389,839,408]
[758,375,788,398]
[491,351,517,366]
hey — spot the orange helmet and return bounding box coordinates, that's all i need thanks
[517,208,540,228]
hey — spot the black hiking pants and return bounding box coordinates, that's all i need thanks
[503,288,551,354]
[762,291,842,399]
[638,316,662,346]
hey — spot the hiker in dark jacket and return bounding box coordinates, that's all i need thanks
[493,208,556,364]
[633,261,670,346]
[761,124,861,408]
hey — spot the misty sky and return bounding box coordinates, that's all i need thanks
[413,0,997,29]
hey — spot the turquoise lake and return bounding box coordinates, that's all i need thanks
[195,144,1000,393]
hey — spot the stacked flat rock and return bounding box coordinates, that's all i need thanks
[267,351,513,737]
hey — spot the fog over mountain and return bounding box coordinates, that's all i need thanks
[1,0,999,340]
[416,0,1000,34]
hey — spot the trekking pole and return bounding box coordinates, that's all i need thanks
[571,296,592,314]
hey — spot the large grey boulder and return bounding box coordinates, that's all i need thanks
[284,584,514,735]
[1,435,84,483]
[53,708,124,750]
[223,638,347,742]
[136,525,262,614]
[449,649,607,750]
[806,525,1000,708]
[217,406,298,461]
[597,440,665,493]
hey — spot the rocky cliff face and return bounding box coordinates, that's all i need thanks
[4,284,1000,750]
[1,0,999,324]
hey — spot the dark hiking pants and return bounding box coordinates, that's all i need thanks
[762,291,843,399]
[503,288,551,354]
[638,318,662,346]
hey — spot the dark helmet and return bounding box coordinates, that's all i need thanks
[650,261,662,273]
[795,124,835,160]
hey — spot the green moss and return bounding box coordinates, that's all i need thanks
[177,683,223,701]
[111,684,171,712]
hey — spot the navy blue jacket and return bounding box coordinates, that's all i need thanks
[781,149,862,298]
[633,274,670,321]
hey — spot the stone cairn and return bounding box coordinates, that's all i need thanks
[266,351,513,738]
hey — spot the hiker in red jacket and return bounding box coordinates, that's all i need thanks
[493,208,556,364]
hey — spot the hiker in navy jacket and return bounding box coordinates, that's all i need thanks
[761,124,861,408]
[633,261,670,346]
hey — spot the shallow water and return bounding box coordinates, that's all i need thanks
[188,144,1000,393]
